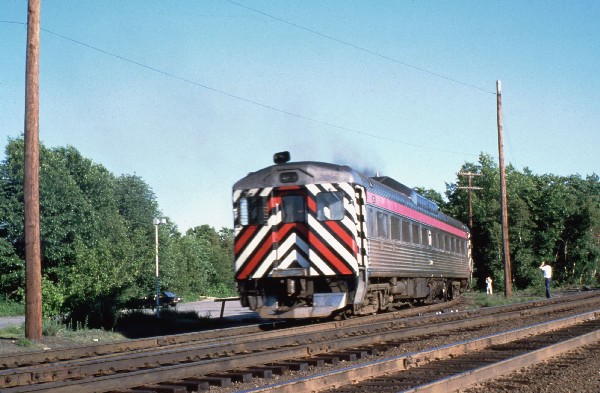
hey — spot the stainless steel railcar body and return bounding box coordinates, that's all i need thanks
[233,158,470,319]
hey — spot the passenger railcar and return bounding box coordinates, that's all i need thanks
[233,152,471,319]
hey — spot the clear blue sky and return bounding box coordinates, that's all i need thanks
[1,1,598,231]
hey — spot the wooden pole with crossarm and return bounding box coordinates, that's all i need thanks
[497,80,512,298]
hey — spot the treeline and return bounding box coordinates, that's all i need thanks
[0,138,235,326]
[1,139,598,325]
[443,154,600,293]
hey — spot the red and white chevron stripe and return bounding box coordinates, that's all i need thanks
[234,183,361,280]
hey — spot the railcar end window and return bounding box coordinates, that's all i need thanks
[316,192,344,221]
[240,197,265,226]
[282,195,306,223]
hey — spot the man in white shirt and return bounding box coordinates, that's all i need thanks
[539,261,552,298]
[485,277,493,295]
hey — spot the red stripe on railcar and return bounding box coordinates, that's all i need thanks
[278,186,302,191]
[324,220,358,254]
[308,233,353,275]
[367,191,468,238]
[236,223,296,280]
[273,222,295,243]
[307,196,317,213]
[235,225,258,255]
[267,196,281,210]
[236,236,273,280]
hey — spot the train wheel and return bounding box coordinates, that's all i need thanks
[333,307,353,320]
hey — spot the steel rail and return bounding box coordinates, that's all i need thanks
[399,326,600,392]
[1,291,595,370]
[4,298,600,392]
[238,310,600,392]
[4,294,600,389]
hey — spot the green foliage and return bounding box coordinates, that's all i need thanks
[0,138,236,327]
[3,137,594,327]
[42,318,65,336]
[446,154,600,292]
[41,276,65,318]
[159,225,236,298]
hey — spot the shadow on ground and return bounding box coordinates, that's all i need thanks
[114,309,264,338]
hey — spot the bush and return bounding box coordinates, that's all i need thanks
[42,318,65,336]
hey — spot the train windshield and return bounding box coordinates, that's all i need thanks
[239,197,265,226]
[282,195,306,223]
[316,191,344,221]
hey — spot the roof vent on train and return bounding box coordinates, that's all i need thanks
[371,176,414,198]
[415,193,440,214]
[273,151,290,165]
[371,176,439,214]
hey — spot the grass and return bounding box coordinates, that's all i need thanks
[0,301,25,317]
[464,288,545,308]
[0,318,127,352]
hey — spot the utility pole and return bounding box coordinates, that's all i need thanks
[24,0,42,340]
[497,80,512,298]
[457,172,482,230]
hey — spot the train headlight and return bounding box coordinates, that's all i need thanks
[279,172,298,183]
[273,151,290,164]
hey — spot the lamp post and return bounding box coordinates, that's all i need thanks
[153,217,167,317]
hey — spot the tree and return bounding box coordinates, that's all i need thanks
[0,139,164,325]
[445,153,600,292]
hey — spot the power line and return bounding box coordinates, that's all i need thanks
[225,0,497,96]
[2,20,480,157]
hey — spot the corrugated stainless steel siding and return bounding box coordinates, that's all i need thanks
[367,239,470,278]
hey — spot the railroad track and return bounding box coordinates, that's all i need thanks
[2,291,599,392]
[262,311,600,393]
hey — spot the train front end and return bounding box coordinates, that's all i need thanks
[232,156,363,319]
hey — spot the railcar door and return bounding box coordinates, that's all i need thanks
[269,187,311,275]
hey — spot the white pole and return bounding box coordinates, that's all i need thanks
[154,220,160,318]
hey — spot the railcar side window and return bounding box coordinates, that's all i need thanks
[367,208,376,237]
[316,192,345,221]
[376,211,389,238]
[391,216,401,241]
[432,230,439,248]
[412,223,421,245]
[401,219,411,242]
[422,227,430,247]
[240,197,265,226]
[282,195,306,223]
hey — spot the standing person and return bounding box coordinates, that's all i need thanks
[485,276,493,295]
[539,261,552,298]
